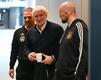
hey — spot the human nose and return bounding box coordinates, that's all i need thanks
[25,17,29,21]
[36,16,42,20]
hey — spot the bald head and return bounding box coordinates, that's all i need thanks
[59,1,77,24]
[59,1,76,15]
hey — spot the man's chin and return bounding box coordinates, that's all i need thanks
[62,21,67,23]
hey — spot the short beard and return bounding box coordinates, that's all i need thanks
[62,20,67,23]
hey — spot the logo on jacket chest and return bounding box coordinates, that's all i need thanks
[20,33,25,42]
[66,31,73,39]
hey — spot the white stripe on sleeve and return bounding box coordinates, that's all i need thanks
[74,22,84,75]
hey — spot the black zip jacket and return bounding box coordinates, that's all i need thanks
[56,19,88,80]
[9,25,34,69]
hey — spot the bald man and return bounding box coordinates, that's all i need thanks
[54,1,88,80]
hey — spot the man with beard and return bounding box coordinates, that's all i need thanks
[54,1,88,80]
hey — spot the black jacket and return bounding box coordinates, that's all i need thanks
[9,25,34,69]
[56,19,88,80]
[25,21,64,80]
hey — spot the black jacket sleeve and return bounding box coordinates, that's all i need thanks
[9,30,19,69]
[24,31,32,57]
[51,25,64,61]
[75,21,88,79]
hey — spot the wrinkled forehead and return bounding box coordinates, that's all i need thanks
[34,10,46,15]
[33,6,48,15]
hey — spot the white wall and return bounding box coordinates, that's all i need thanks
[81,0,89,24]
[0,30,16,80]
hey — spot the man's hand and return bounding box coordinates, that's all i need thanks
[9,68,14,79]
[28,52,36,61]
[41,54,54,65]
